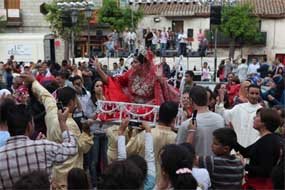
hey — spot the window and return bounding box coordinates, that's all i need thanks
[4,0,20,9]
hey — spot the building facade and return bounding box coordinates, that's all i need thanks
[0,0,106,63]
[136,0,285,62]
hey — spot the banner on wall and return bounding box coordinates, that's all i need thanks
[7,44,33,56]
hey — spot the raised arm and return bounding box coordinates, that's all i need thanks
[186,119,197,145]
[141,122,156,179]
[117,119,129,160]
[90,58,108,84]
[21,74,62,142]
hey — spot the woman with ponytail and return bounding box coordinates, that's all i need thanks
[157,144,198,190]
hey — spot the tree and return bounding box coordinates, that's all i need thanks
[44,0,87,60]
[98,0,143,32]
[220,4,260,59]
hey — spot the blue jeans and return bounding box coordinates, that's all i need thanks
[87,133,108,187]
[160,43,167,56]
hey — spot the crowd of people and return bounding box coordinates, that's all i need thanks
[105,27,208,57]
[0,49,284,190]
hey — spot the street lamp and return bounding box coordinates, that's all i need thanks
[84,2,95,59]
[57,1,95,63]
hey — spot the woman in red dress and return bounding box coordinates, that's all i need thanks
[92,50,179,105]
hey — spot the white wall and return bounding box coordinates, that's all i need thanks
[261,18,285,61]
[138,15,285,61]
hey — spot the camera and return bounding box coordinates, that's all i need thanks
[129,121,142,128]
[57,102,65,111]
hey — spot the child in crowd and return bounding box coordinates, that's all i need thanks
[157,144,198,190]
[197,128,244,189]
[180,143,211,190]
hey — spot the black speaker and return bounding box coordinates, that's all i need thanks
[40,3,48,15]
[210,6,222,25]
[187,28,193,38]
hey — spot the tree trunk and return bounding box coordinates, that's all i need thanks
[229,38,236,59]
[64,39,69,61]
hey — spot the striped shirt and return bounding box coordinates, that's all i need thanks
[198,155,244,190]
[0,131,77,190]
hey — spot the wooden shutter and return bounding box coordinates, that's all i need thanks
[4,0,20,9]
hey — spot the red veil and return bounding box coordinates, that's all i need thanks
[103,50,179,105]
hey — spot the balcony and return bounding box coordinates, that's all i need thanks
[206,30,267,48]
[0,8,22,26]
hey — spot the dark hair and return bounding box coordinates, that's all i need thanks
[119,57,124,62]
[232,75,240,84]
[57,87,77,107]
[6,104,32,136]
[241,58,247,64]
[179,143,196,164]
[98,160,144,189]
[13,171,50,190]
[67,168,90,190]
[158,101,179,125]
[213,83,230,108]
[70,75,82,84]
[127,154,147,181]
[185,70,194,78]
[248,84,260,92]
[42,80,60,94]
[227,72,234,78]
[160,144,197,190]
[54,70,70,80]
[189,86,208,106]
[205,87,214,100]
[90,79,103,105]
[257,108,281,132]
[136,53,148,65]
[27,92,47,139]
[213,128,237,150]
[62,59,68,66]
[0,98,16,124]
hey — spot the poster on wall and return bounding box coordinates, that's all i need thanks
[7,44,33,57]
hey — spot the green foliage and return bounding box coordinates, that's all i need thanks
[220,4,260,42]
[98,0,143,32]
[44,0,87,40]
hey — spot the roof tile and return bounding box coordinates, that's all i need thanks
[139,0,285,18]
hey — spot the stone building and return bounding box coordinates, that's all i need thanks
[0,0,106,63]
[0,0,66,62]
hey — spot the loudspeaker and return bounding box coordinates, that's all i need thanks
[210,6,222,25]
[40,3,48,15]
[187,28,193,38]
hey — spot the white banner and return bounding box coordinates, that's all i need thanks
[7,44,33,56]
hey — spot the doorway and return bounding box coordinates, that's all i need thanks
[172,20,184,33]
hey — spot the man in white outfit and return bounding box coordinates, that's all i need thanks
[215,84,262,147]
